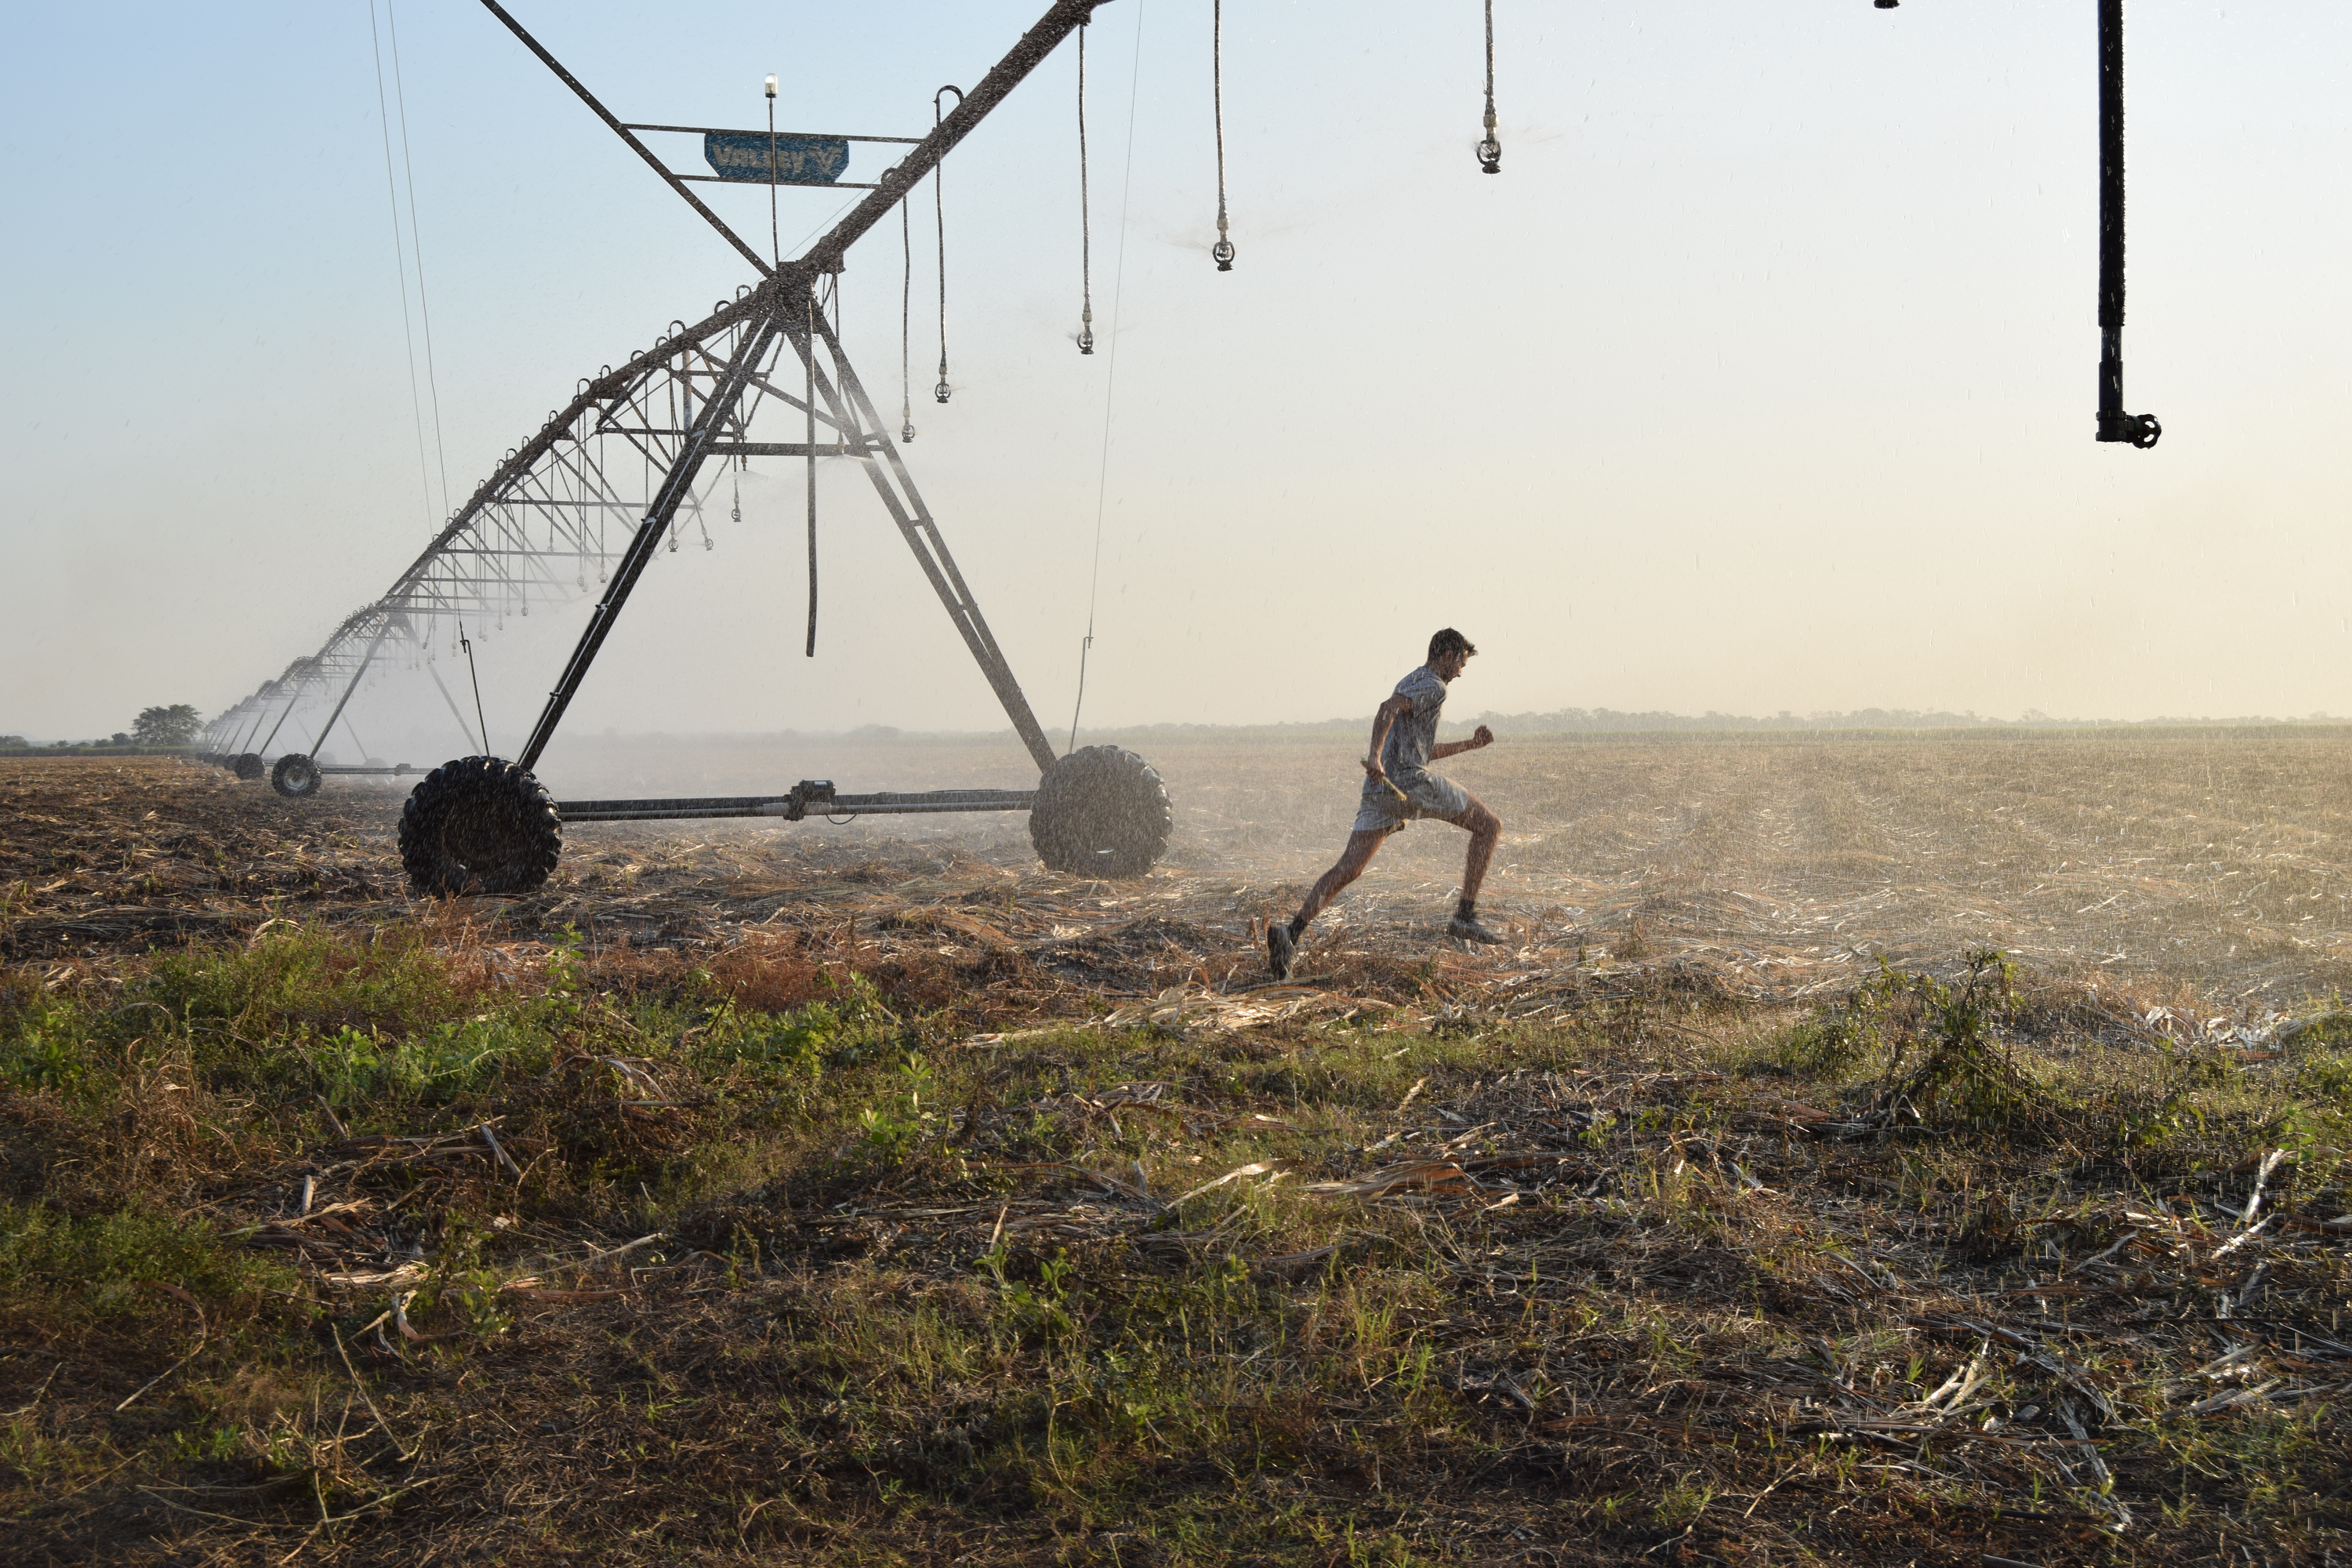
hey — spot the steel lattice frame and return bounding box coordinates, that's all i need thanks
[198,303,797,759]
[205,1,1112,787]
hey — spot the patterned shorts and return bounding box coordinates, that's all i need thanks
[1352,771,1472,835]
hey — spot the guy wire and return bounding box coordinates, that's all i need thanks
[1068,2,1146,753]
[367,1,434,533]
[459,620,489,755]
[384,0,451,520]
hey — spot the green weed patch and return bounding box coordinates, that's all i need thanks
[2,927,2347,1566]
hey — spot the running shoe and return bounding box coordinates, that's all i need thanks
[1448,913,1506,946]
[1268,920,1298,980]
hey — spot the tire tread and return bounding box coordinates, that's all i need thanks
[1029,746,1172,877]
[398,756,562,897]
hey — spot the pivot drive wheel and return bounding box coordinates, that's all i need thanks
[270,753,322,798]
[1029,746,1171,877]
[399,756,562,897]
[233,752,265,782]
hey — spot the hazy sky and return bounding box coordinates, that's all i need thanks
[5,2,2351,751]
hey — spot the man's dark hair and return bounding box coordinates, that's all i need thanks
[1428,628,1477,665]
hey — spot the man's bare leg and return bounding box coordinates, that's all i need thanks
[1445,790,1506,943]
[1297,828,1390,928]
[1452,793,1501,905]
[1269,828,1389,978]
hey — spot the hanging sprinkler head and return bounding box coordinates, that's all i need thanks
[1478,0,1502,173]
[1874,1,1898,8]
[932,85,962,407]
[1076,23,1096,353]
[899,194,917,441]
[1211,0,1234,270]
[764,75,782,267]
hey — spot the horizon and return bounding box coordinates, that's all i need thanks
[16,702,2352,753]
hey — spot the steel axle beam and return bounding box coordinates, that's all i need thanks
[554,786,1034,824]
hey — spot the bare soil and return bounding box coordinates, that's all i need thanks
[12,732,2352,1008]
[1,743,2347,1566]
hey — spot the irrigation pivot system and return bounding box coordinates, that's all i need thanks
[196,0,2164,897]
[202,0,1179,896]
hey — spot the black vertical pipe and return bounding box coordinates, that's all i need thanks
[805,292,818,657]
[2096,0,2158,446]
[2096,0,2125,430]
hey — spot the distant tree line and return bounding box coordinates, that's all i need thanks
[1073,706,2352,743]
[1470,706,2350,734]
[0,705,203,750]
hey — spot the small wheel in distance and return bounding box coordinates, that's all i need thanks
[398,756,562,897]
[233,752,265,782]
[1029,746,1172,878]
[270,753,322,798]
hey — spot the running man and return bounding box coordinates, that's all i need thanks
[1268,628,1504,979]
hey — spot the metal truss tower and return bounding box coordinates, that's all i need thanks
[201,0,1174,893]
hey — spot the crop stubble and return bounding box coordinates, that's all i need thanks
[9,733,2352,1007]
[3,740,2350,1566]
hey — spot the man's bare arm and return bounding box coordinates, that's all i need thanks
[1430,724,1495,761]
[1362,693,1414,784]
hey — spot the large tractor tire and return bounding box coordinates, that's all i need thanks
[398,756,562,897]
[270,753,323,798]
[1029,746,1172,878]
[233,753,265,782]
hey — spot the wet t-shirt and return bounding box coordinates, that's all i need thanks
[1377,665,1447,786]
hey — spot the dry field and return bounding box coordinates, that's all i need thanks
[2,739,2349,1566]
[13,730,2352,1006]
